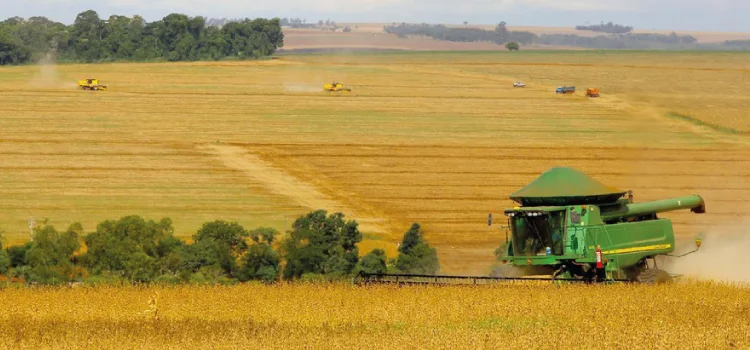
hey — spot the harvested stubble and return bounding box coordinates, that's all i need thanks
[2,52,750,274]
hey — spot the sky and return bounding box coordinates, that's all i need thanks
[2,0,748,32]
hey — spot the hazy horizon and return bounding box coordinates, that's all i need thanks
[2,0,748,32]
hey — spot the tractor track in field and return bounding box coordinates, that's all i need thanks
[199,143,396,236]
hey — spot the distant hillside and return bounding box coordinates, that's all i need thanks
[279,23,750,52]
[279,28,578,52]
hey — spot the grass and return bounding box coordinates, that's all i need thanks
[0,281,747,349]
[1,51,750,274]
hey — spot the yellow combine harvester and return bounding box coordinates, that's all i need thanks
[78,78,107,91]
[323,81,351,92]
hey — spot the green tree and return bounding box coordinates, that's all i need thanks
[0,11,285,65]
[280,210,362,280]
[392,223,439,274]
[122,252,156,282]
[250,227,277,244]
[194,220,249,255]
[7,242,32,268]
[506,42,520,51]
[237,228,281,283]
[81,215,178,282]
[69,10,106,62]
[192,220,250,277]
[0,249,9,275]
[0,27,32,65]
[24,222,83,283]
[0,227,9,275]
[354,248,387,275]
[176,238,239,280]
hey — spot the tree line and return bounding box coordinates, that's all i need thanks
[724,39,750,49]
[209,17,341,30]
[384,22,536,45]
[537,32,698,49]
[382,22,739,50]
[0,10,284,65]
[575,22,634,34]
[0,210,439,285]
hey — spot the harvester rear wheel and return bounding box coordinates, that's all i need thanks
[638,268,673,284]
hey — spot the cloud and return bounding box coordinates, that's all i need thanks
[100,0,629,15]
[10,0,634,17]
[5,0,750,31]
[520,0,633,11]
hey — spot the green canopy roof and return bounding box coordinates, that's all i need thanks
[509,167,627,206]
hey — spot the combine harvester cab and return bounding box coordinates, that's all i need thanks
[496,167,705,284]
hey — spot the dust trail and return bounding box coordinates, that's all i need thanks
[282,84,320,93]
[660,227,750,285]
[28,52,76,89]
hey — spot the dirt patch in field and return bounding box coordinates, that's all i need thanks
[200,144,392,237]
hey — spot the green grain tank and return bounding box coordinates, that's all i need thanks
[493,167,704,283]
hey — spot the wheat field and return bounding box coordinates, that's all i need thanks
[0,281,748,349]
[2,51,750,274]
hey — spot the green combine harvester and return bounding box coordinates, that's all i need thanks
[354,167,704,285]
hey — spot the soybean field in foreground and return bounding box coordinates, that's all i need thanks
[0,282,748,349]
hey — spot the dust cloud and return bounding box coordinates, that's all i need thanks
[277,26,355,94]
[282,84,320,93]
[659,227,750,285]
[28,52,76,89]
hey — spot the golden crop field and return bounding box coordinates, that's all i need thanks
[2,51,750,275]
[0,282,748,349]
